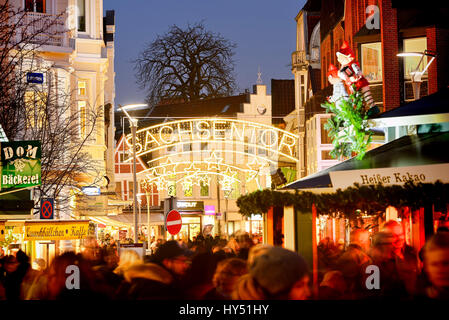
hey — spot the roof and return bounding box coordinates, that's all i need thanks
[285,131,449,189]
[271,79,295,124]
[114,95,247,140]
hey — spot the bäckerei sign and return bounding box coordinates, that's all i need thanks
[329,163,449,190]
[1,141,41,189]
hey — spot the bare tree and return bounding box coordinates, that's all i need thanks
[134,22,237,106]
[0,0,65,138]
[0,1,104,218]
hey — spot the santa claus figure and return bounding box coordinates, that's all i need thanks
[327,63,349,106]
[336,41,379,116]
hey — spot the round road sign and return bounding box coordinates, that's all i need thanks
[166,210,182,235]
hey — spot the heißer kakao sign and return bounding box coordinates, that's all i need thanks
[329,163,449,190]
[1,140,41,189]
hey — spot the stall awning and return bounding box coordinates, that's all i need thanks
[368,87,449,127]
[87,212,165,228]
[285,131,449,190]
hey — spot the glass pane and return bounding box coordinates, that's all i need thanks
[77,0,86,32]
[167,181,176,197]
[78,81,87,96]
[361,42,382,82]
[200,181,209,197]
[320,117,332,144]
[403,38,427,79]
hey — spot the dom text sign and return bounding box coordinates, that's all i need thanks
[1,141,41,189]
[24,221,90,241]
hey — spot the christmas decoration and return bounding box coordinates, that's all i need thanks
[336,41,379,117]
[321,88,373,160]
[236,181,449,218]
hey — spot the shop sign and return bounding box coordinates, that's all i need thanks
[329,163,449,190]
[24,220,90,240]
[176,200,204,212]
[1,141,41,189]
[204,205,215,215]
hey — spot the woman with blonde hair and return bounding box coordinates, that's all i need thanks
[113,250,143,277]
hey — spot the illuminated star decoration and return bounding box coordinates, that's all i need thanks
[205,151,223,171]
[160,157,176,175]
[184,162,200,177]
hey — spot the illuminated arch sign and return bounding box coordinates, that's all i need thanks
[124,118,299,163]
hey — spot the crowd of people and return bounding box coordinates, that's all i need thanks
[0,221,448,300]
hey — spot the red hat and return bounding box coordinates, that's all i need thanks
[328,63,339,77]
[337,41,355,60]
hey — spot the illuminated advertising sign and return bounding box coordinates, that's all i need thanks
[1,141,41,189]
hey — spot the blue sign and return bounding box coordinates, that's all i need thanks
[40,198,54,219]
[27,73,44,84]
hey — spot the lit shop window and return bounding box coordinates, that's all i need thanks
[403,38,427,79]
[200,181,209,197]
[361,42,382,82]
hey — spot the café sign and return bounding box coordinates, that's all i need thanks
[329,163,449,190]
[1,141,41,189]
[24,220,90,241]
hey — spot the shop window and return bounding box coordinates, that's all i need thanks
[403,38,427,79]
[321,150,333,160]
[25,0,45,13]
[320,117,332,144]
[77,0,86,32]
[183,182,193,197]
[200,181,209,197]
[361,42,382,82]
[128,181,134,198]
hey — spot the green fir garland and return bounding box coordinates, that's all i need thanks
[321,86,373,160]
[236,181,449,218]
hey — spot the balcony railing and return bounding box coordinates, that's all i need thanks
[21,12,69,47]
[292,50,308,68]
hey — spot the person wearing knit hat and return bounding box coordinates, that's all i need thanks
[232,246,311,300]
[336,40,379,117]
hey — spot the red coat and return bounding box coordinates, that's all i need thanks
[338,62,370,92]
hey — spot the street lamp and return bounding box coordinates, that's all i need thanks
[397,50,436,100]
[118,103,147,243]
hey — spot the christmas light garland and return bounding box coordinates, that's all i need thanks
[236,181,449,218]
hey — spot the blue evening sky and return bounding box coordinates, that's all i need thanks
[104,0,306,106]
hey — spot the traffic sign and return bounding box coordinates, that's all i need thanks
[40,198,54,219]
[165,210,182,235]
